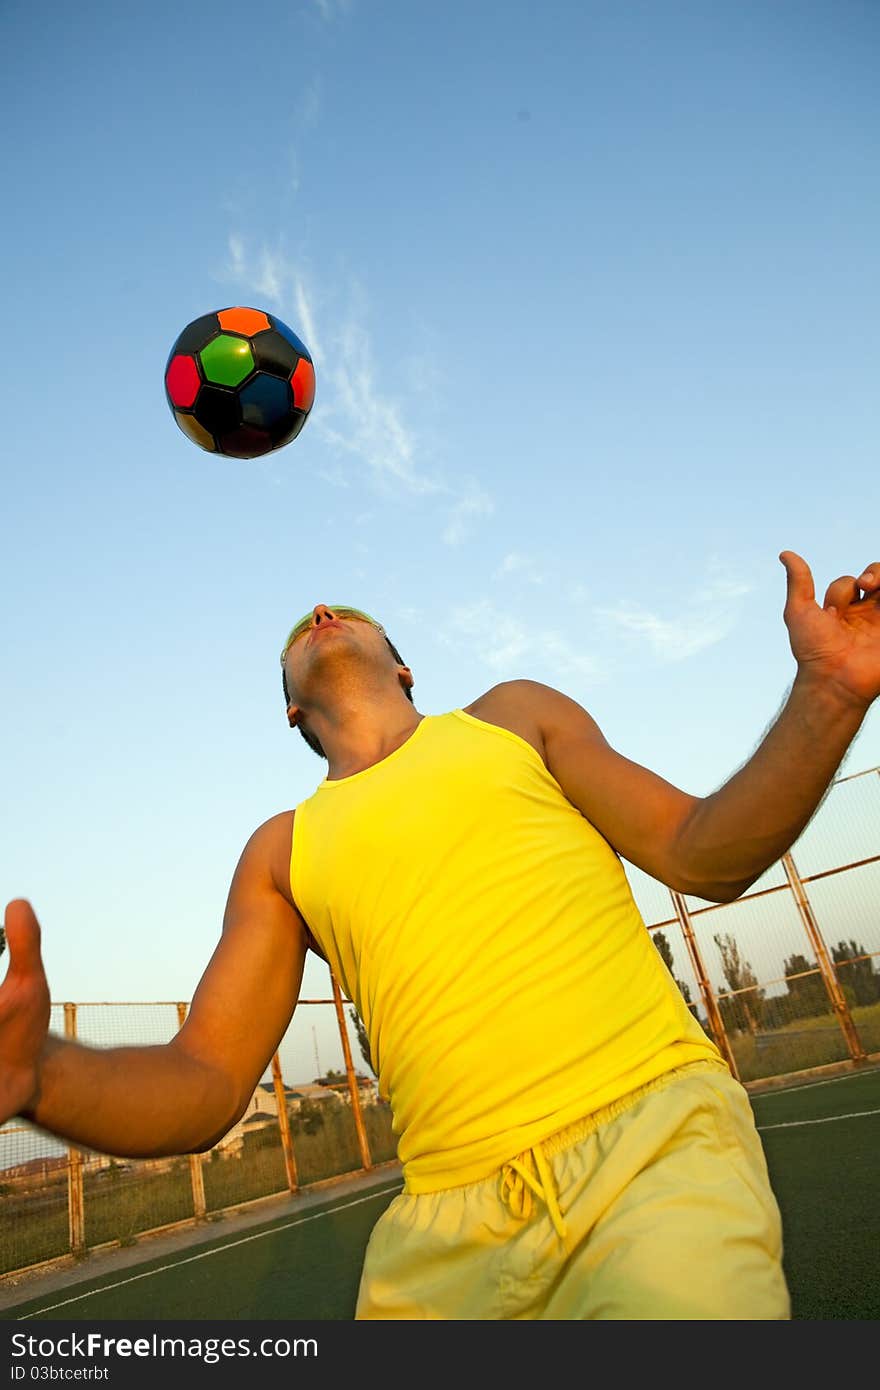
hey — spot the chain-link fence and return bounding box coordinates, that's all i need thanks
[2,767,878,1280]
[626,766,880,1081]
[0,980,396,1279]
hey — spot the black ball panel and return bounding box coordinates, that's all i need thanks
[169,313,221,362]
[251,329,302,378]
[193,383,242,436]
[271,410,307,447]
[219,424,275,459]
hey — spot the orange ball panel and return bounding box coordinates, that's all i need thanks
[217,306,272,336]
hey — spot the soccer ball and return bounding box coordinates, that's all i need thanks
[164,305,316,459]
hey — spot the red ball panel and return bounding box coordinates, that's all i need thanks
[290,356,315,413]
[166,355,201,408]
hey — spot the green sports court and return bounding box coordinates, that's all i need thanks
[2,1065,877,1323]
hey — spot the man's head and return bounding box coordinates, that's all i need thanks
[280,603,414,760]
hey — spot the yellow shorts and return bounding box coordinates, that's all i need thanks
[355,1061,791,1320]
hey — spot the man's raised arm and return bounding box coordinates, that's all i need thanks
[2,811,308,1157]
[521,552,880,902]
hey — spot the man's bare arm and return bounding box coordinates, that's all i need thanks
[497,553,873,900]
[507,552,880,903]
[524,674,865,903]
[5,812,308,1156]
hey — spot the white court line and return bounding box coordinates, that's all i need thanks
[758,1107,880,1131]
[753,1069,880,1100]
[15,1182,404,1321]
[12,1081,880,1317]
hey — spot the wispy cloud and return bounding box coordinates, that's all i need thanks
[441,561,754,692]
[596,604,727,661]
[300,77,322,128]
[442,482,495,546]
[441,599,605,685]
[595,568,754,662]
[220,237,495,544]
[493,551,546,585]
[225,236,301,317]
[319,315,440,498]
[310,0,354,21]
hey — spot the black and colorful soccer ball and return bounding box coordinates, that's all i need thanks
[164,306,316,459]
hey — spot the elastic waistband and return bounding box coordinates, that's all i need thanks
[534,1058,731,1162]
[497,1060,730,1243]
[402,1059,731,1198]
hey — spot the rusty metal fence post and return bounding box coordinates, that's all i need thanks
[781,852,867,1063]
[175,1003,207,1219]
[330,971,372,1171]
[669,890,740,1079]
[63,1003,85,1255]
[271,1051,299,1192]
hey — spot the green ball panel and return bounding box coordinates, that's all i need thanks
[200,334,255,387]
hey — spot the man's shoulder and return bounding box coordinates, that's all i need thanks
[244,810,325,942]
[462,679,563,762]
[240,810,297,894]
[463,678,562,720]
[248,807,296,843]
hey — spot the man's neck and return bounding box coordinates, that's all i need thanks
[318,704,425,781]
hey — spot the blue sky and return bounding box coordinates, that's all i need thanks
[2,0,879,1084]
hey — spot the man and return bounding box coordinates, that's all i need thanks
[2,551,878,1319]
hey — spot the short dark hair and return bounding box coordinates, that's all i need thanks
[282,634,414,760]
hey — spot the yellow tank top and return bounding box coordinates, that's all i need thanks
[290,709,722,1192]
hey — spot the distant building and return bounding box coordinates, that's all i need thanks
[213,1075,379,1157]
[1,1155,68,1184]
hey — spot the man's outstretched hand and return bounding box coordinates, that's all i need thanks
[1,899,51,1124]
[780,552,880,709]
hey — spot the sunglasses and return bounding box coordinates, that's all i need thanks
[280,606,386,665]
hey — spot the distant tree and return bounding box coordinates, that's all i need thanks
[783,952,829,1019]
[291,1098,326,1135]
[760,993,792,1030]
[653,929,674,973]
[713,933,764,1032]
[652,930,695,1010]
[243,1124,279,1153]
[832,940,880,1006]
[349,1006,377,1077]
[312,1068,372,1096]
[716,993,742,1036]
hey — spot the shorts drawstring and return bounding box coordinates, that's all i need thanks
[500,1142,568,1240]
